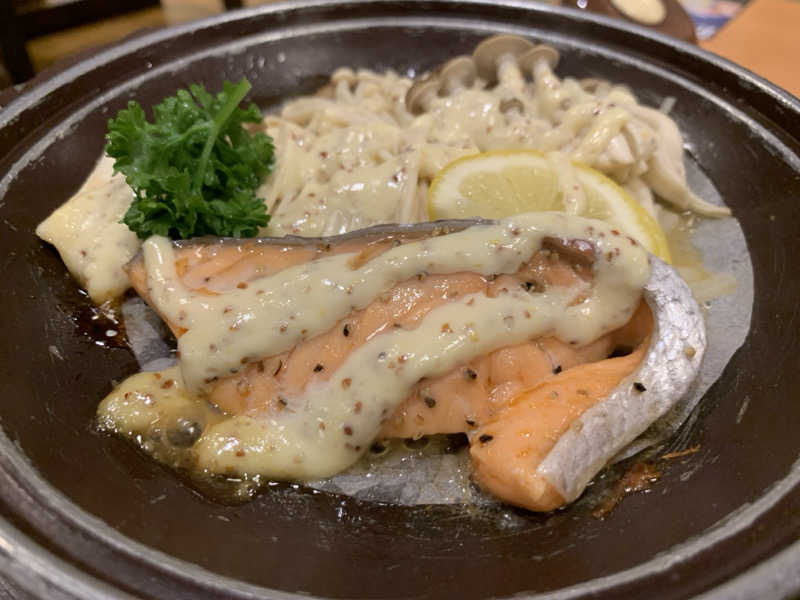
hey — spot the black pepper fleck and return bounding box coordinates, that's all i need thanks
[479,434,494,443]
[343,324,350,337]
[465,368,478,380]
[343,425,353,436]
[314,363,324,372]
[553,365,562,374]
[424,396,436,408]
[633,382,647,392]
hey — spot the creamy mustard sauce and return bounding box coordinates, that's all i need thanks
[98,366,225,468]
[35,156,140,302]
[144,213,647,393]
[99,214,649,481]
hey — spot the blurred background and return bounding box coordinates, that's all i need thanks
[0,0,797,96]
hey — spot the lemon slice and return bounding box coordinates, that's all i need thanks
[427,150,671,262]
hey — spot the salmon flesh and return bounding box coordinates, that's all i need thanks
[117,218,705,511]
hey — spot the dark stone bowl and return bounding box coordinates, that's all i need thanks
[0,1,798,598]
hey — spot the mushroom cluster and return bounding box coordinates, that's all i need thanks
[403,34,728,217]
[405,56,478,115]
[405,36,561,117]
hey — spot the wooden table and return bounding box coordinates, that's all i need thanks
[701,0,800,98]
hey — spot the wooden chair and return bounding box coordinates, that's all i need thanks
[0,0,162,84]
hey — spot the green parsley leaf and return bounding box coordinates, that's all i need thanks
[106,79,274,239]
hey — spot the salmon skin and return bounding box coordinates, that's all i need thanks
[472,258,705,510]
[119,217,705,512]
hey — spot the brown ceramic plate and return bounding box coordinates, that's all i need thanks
[0,1,799,598]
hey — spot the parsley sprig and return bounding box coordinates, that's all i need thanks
[106,78,274,239]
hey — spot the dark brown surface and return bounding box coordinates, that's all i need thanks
[0,2,798,599]
[14,0,162,38]
[1,0,162,84]
[1,0,35,82]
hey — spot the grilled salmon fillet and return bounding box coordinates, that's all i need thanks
[120,217,672,511]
